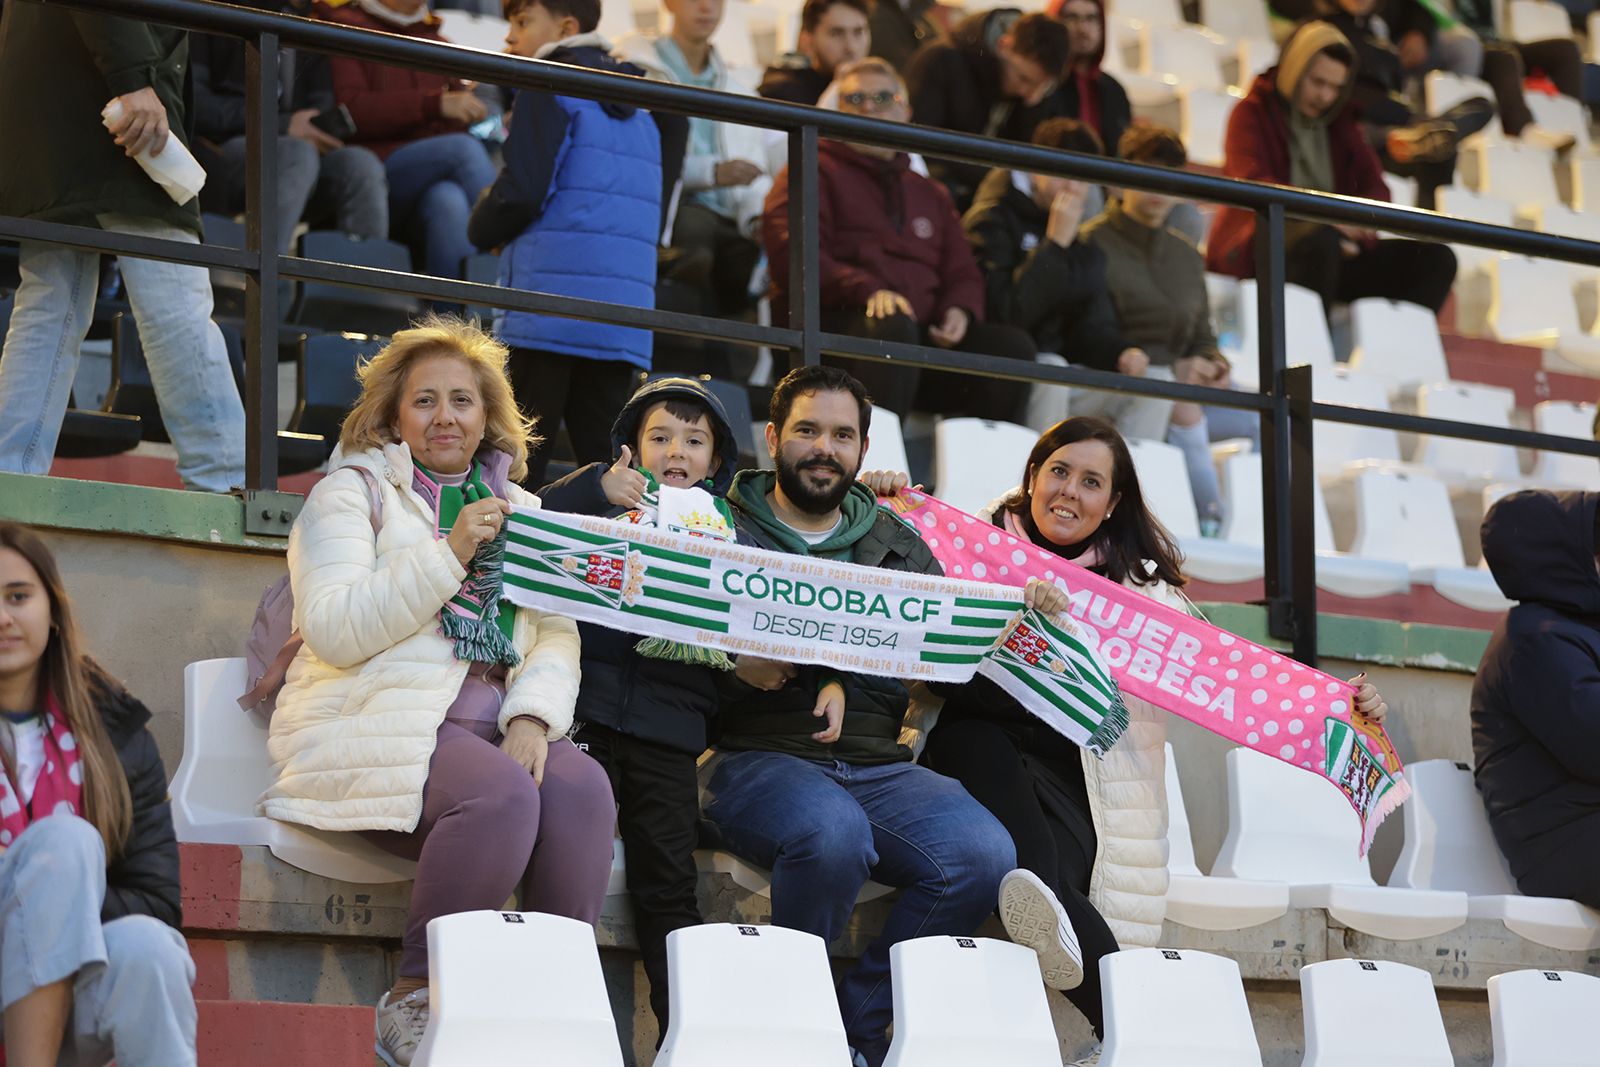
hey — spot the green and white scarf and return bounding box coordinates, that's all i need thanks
[502,504,1129,755]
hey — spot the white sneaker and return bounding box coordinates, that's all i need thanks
[998,868,1084,991]
[1067,1041,1103,1065]
[375,987,430,1067]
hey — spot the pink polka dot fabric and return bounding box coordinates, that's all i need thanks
[0,698,84,846]
[881,489,1409,855]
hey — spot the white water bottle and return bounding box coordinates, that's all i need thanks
[101,97,207,206]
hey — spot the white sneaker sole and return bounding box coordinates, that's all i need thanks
[999,869,1085,991]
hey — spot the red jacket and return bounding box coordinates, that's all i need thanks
[1204,70,1389,279]
[312,1,470,160]
[763,141,985,326]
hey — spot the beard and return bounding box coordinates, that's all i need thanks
[775,449,859,515]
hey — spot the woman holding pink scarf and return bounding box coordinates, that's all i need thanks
[865,415,1386,1066]
[0,523,196,1067]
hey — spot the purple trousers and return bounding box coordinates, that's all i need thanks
[365,709,617,977]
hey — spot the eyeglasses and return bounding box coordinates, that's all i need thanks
[841,90,905,109]
[1059,13,1100,25]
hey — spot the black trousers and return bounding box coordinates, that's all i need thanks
[1283,225,1458,315]
[819,309,1036,423]
[664,201,761,317]
[510,347,636,489]
[577,723,704,1038]
[921,715,1121,1038]
[1484,39,1585,135]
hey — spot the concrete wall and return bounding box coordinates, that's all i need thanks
[46,528,287,776]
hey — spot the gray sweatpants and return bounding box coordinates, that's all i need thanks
[0,815,197,1067]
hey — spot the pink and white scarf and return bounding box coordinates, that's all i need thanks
[884,489,1409,855]
[0,696,84,848]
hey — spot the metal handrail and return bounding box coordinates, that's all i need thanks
[10,0,1600,666]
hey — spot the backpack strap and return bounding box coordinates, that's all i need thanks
[234,467,386,713]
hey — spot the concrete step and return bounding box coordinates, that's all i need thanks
[197,999,371,1067]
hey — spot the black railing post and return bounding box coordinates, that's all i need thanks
[243,30,281,490]
[1285,362,1318,666]
[1253,204,1298,651]
[787,124,820,369]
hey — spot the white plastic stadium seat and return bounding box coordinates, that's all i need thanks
[171,658,419,883]
[935,418,1037,515]
[1567,154,1600,213]
[881,937,1061,1067]
[1347,467,1464,568]
[1435,185,1517,280]
[1414,381,1521,483]
[1230,36,1277,91]
[596,0,638,45]
[1140,24,1226,92]
[1212,748,1468,940]
[1229,281,1336,393]
[1180,87,1242,168]
[1389,760,1600,952]
[1163,742,1291,931]
[1110,0,1184,28]
[1489,969,1600,1066]
[1217,453,1410,599]
[412,911,623,1067]
[1311,369,1402,477]
[1464,140,1562,215]
[1201,0,1271,44]
[866,404,911,480]
[1527,92,1590,154]
[1300,959,1452,1067]
[711,0,762,71]
[656,924,852,1067]
[1381,171,1417,207]
[1531,400,1599,488]
[1099,948,1263,1066]
[435,10,511,52]
[1487,253,1600,372]
[1346,298,1451,398]
[1507,0,1574,43]
[1125,438,1200,538]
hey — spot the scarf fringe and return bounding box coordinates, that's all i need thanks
[1084,688,1130,758]
[633,636,734,670]
[445,526,521,667]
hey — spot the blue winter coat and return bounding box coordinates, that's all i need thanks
[468,39,664,368]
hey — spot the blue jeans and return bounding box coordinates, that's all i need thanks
[0,817,197,1067]
[384,132,496,282]
[214,135,388,252]
[0,214,246,492]
[702,751,1016,1065]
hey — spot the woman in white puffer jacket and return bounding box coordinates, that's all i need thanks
[260,319,616,1067]
[871,415,1388,1067]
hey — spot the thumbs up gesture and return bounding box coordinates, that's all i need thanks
[600,445,649,508]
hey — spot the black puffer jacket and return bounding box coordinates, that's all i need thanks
[1471,490,1600,898]
[91,664,183,927]
[538,377,751,754]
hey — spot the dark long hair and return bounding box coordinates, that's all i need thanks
[0,524,132,858]
[1001,417,1186,589]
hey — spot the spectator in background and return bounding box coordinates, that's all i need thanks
[1451,0,1590,131]
[963,119,1142,423]
[314,0,497,284]
[1043,0,1129,171]
[763,58,1037,422]
[704,365,1019,1067]
[0,524,195,1067]
[1081,126,1236,532]
[1318,0,1497,202]
[469,0,676,488]
[1472,489,1600,909]
[618,0,772,325]
[1207,22,1458,315]
[905,10,1072,210]
[266,319,616,1067]
[191,1,389,254]
[760,0,873,105]
[0,2,245,493]
[870,0,941,72]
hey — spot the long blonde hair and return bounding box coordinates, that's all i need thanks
[0,524,133,859]
[338,316,541,482]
